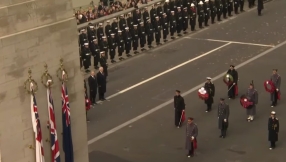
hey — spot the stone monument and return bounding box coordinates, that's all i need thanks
[0,0,89,162]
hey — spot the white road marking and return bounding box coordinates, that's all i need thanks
[0,0,35,9]
[184,37,275,47]
[96,43,231,104]
[88,39,286,145]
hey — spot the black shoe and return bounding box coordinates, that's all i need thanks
[219,135,223,138]
[126,54,132,57]
[171,36,175,39]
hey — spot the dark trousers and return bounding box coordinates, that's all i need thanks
[270,141,276,148]
[240,1,244,11]
[234,6,239,13]
[207,103,212,111]
[93,55,99,67]
[249,0,254,8]
[163,34,167,40]
[90,90,97,104]
[223,10,227,18]
[258,9,262,15]
[118,52,123,57]
[140,43,145,48]
[272,91,278,106]
[125,48,130,54]
[228,9,232,16]
[133,46,138,51]
[198,21,203,28]
[228,84,235,98]
[211,16,215,23]
[204,18,209,26]
[174,109,182,126]
[217,13,222,21]
[110,50,115,59]
[156,38,160,43]
[99,92,105,100]
[221,129,227,136]
[188,142,194,155]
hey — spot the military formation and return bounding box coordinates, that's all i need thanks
[78,0,266,73]
[175,67,281,157]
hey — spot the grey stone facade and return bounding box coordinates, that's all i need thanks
[0,0,89,162]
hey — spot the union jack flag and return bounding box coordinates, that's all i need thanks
[61,72,74,162]
[31,94,45,162]
[47,87,60,162]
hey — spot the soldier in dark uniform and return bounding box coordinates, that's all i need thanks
[210,0,217,23]
[79,29,88,50]
[204,0,210,26]
[88,71,98,106]
[119,15,127,33]
[162,13,169,42]
[154,16,162,45]
[97,23,104,44]
[143,7,150,25]
[176,7,183,36]
[108,33,117,63]
[146,19,154,48]
[216,0,223,21]
[97,67,107,101]
[257,0,264,16]
[105,20,112,39]
[182,8,189,34]
[99,52,108,78]
[88,26,97,44]
[164,0,171,22]
[222,0,228,18]
[198,1,205,29]
[91,39,100,69]
[174,90,186,128]
[138,22,147,51]
[227,0,233,16]
[150,5,157,25]
[189,4,197,31]
[81,43,91,73]
[132,25,140,54]
[100,36,109,59]
[185,117,198,158]
[226,65,238,99]
[204,77,215,112]
[217,98,229,138]
[245,83,258,122]
[133,9,141,25]
[234,0,239,14]
[169,0,175,11]
[268,111,279,150]
[270,69,281,107]
[111,18,119,36]
[124,27,132,57]
[157,2,164,19]
[117,30,125,60]
[127,13,134,31]
[240,0,245,12]
[170,11,177,39]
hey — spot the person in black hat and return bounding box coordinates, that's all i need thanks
[217,98,229,138]
[174,90,186,128]
[246,82,258,122]
[226,65,238,99]
[268,111,279,150]
[204,77,215,112]
[270,69,281,107]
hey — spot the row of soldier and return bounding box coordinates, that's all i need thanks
[79,0,253,73]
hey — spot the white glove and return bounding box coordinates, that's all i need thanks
[276,89,279,91]
[233,83,236,85]
[191,136,194,140]
[224,119,227,122]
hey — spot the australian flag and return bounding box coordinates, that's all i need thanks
[61,75,74,162]
[47,88,60,162]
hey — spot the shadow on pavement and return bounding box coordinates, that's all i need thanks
[89,151,132,162]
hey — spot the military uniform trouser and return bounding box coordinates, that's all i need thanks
[163,33,167,40]
[147,36,152,45]
[190,20,195,31]
[221,128,227,136]
[133,45,138,51]
[199,21,203,28]
[223,9,227,18]
[110,49,116,59]
[92,54,99,67]
[240,1,244,11]
[204,17,209,26]
[155,34,160,43]
[258,9,262,15]
[207,103,212,111]
[118,51,123,57]
[211,16,216,23]
[234,6,239,13]
[228,8,232,16]
[177,26,181,34]
[217,12,222,21]
[170,28,175,36]
[83,59,90,69]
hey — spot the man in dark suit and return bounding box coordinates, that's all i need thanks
[174,90,186,128]
[97,67,107,101]
[218,98,230,138]
[88,71,98,105]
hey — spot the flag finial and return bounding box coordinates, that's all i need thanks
[24,68,38,94]
[57,58,68,82]
[41,63,53,88]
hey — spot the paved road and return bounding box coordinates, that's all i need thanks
[87,1,286,162]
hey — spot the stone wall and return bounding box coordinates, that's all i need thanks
[0,0,89,162]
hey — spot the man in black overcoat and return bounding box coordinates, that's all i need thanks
[88,71,98,105]
[218,98,229,138]
[204,77,215,112]
[97,67,107,101]
[174,90,186,128]
[257,0,264,16]
[268,111,279,150]
[227,65,238,99]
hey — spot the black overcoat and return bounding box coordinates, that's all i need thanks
[96,72,106,93]
[268,117,279,142]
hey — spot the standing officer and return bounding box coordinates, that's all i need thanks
[185,117,198,158]
[227,0,233,17]
[138,22,147,51]
[119,15,127,33]
[97,23,104,44]
[133,9,141,25]
[82,43,91,73]
[108,33,117,63]
[222,0,228,19]
[246,82,258,122]
[169,11,177,39]
[216,0,223,21]
[124,27,132,57]
[182,8,189,34]
[127,13,134,31]
[218,98,229,138]
[204,0,211,26]
[79,29,88,50]
[234,0,239,14]
[91,39,100,69]
[132,25,140,54]
[257,0,264,16]
[189,3,197,31]
[88,26,97,44]
[117,30,125,60]
[204,77,215,112]
[268,111,279,150]
[100,36,109,59]
[88,71,98,106]
[198,1,205,29]
[97,67,107,101]
[99,52,108,78]
[270,69,281,107]
[157,2,164,19]
[227,65,238,99]
[105,20,112,38]
[146,19,154,48]
[150,5,157,25]
[143,7,150,25]
[154,16,162,45]
[176,7,183,36]
[111,18,119,36]
[162,13,169,42]
[240,0,245,12]
[210,0,217,24]
[174,90,186,128]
